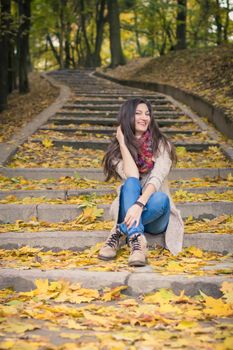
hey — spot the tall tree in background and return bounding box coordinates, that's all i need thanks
[79,0,107,67]
[176,0,187,49]
[107,0,125,67]
[59,0,67,69]
[223,0,231,42]
[93,0,106,67]
[18,0,31,93]
[0,0,11,112]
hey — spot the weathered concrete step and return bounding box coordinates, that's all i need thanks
[0,188,116,200]
[1,167,232,180]
[57,110,183,117]
[50,116,119,126]
[40,125,117,134]
[57,113,187,121]
[0,186,230,200]
[31,139,219,152]
[63,104,176,111]
[0,202,232,223]
[49,116,192,126]
[67,99,171,105]
[0,268,232,297]
[40,125,201,135]
[0,231,232,253]
[69,93,165,98]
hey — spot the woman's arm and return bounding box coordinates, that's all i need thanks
[116,126,139,179]
[124,141,172,229]
[124,183,155,229]
[137,183,156,205]
[146,141,172,191]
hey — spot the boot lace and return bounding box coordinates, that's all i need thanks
[105,229,122,248]
[129,234,142,252]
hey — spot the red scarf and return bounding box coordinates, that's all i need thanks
[136,130,154,174]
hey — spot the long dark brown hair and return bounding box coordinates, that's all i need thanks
[103,97,177,180]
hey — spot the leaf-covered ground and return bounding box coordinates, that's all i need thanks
[45,121,200,132]
[0,207,232,234]
[8,144,233,168]
[0,279,232,349]
[0,189,233,204]
[30,129,215,144]
[103,44,233,122]
[170,173,233,189]
[0,174,118,191]
[0,73,59,142]
[0,244,232,275]
[0,174,232,191]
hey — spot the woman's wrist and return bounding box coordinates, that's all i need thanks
[135,200,145,209]
[137,196,146,206]
[119,141,126,148]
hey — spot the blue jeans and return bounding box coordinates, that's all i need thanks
[118,177,170,238]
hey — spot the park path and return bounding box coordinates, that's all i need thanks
[0,69,233,346]
[0,70,233,293]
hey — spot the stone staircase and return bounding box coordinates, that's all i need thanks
[0,69,233,298]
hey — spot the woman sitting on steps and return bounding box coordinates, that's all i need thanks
[98,97,184,266]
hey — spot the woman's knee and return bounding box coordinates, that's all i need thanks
[121,177,141,194]
[148,191,170,212]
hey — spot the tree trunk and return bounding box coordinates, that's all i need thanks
[0,0,11,112]
[133,9,142,56]
[65,36,71,68]
[175,0,187,50]
[223,0,230,42]
[25,0,32,72]
[215,0,223,45]
[93,0,106,67]
[8,41,17,93]
[46,34,61,66]
[64,20,71,69]
[18,0,30,93]
[107,0,125,68]
[59,0,67,69]
[80,0,93,67]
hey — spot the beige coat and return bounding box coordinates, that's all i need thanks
[109,141,184,255]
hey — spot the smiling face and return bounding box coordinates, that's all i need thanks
[134,103,151,138]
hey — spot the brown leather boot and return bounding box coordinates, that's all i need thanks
[98,226,125,260]
[128,233,148,266]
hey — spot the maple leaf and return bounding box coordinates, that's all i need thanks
[143,289,175,304]
[102,286,128,302]
[200,291,233,317]
[221,282,233,304]
[186,246,204,258]
[42,138,53,148]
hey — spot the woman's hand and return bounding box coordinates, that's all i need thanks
[124,204,143,229]
[116,126,125,145]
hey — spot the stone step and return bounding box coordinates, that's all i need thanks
[49,116,192,126]
[69,93,166,98]
[0,268,232,296]
[31,138,218,152]
[63,104,176,111]
[0,230,232,253]
[0,186,230,200]
[1,167,232,180]
[40,125,117,134]
[0,188,116,200]
[57,110,183,117]
[40,125,201,135]
[67,99,171,105]
[0,201,232,223]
